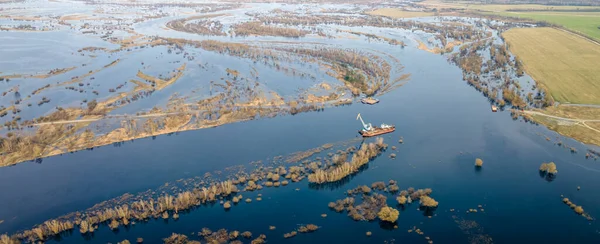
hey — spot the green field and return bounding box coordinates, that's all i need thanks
[419,0,600,41]
[503,27,600,104]
[494,11,600,40]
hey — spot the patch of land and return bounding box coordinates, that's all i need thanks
[418,0,600,40]
[232,21,309,38]
[492,12,600,40]
[136,63,186,91]
[416,39,461,54]
[503,27,600,105]
[519,105,600,146]
[528,113,600,147]
[366,8,435,18]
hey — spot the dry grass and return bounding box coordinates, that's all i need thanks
[136,63,186,91]
[367,8,435,18]
[538,105,600,120]
[530,114,600,147]
[503,27,600,104]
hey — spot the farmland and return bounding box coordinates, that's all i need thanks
[503,27,600,105]
[418,0,600,41]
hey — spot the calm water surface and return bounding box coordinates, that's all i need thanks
[1,38,600,244]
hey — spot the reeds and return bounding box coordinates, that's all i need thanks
[308,138,386,184]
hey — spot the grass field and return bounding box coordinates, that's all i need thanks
[493,12,600,40]
[542,106,600,120]
[531,114,600,147]
[420,0,600,12]
[367,8,435,18]
[418,0,600,41]
[503,27,600,105]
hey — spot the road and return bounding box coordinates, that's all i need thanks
[523,110,600,134]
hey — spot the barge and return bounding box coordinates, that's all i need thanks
[361,97,379,105]
[356,113,395,137]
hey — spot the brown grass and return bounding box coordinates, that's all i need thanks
[529,113,600,147]
[136,63,186,91]
[503,28,600,104]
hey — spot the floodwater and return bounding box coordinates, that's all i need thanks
[1,42,600,243]
[2,2,600,244]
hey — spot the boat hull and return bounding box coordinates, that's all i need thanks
[361,98,379,105]
[359,127,395,137]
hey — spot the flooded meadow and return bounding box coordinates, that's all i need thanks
[1,0,600,243]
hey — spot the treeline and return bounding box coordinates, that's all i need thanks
[258,14,487,42]
[167,18,226,36]
[232,21,309,38]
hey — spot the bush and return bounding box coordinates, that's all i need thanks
[397,195,407,205]
[420,196,438,208]
[298,224,319,233]
[475,158,483,167]
[540,162,558,174]
[575,206,584,215]
[377,206,399,222]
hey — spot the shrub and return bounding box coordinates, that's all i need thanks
[475,158,483,167]
[283,231,297,238]
[420,196,438,208]
[224,201,231,209]
[270,173,280,182]
[377,206,399,222]
[241,231,252,239]
[575,206,584,215]
[298,224,319,233]
[164,233,189,244]
[0,234,19,244]
[397,195,407,205]
[109,219,119,230]
[540,162,558,174]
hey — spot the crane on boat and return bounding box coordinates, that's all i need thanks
[356,113,373,131]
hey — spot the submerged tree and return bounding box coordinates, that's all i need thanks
[475,158,483,167]
[419,196,439,208]
[539,162,558,175]
[377,206,399,223]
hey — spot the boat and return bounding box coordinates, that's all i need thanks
[356,113,395,137]
[361,97,379,105]
[491,105,498,112]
